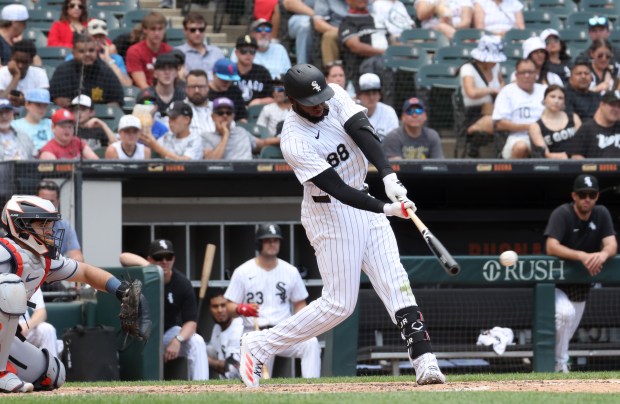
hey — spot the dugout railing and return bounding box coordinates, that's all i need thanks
[342,256,620,376]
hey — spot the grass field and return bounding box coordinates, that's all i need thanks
[4,372,620,403]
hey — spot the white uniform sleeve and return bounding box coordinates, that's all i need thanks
[289,268,309,303]
[281,135,333,184]
[330,84,366,127]
[224,265,247,304]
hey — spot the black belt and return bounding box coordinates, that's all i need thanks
[312,185,368,204]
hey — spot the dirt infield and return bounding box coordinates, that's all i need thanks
[38,379,620,395]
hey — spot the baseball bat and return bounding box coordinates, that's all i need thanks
[254,317,270,379]
[405,208,460,276]
[196,244,216,322]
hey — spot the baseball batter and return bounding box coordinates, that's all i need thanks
[239,64,445,388]
[226,224,321,378]
[0,195,151,393]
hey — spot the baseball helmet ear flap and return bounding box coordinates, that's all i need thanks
[255,223,283,252]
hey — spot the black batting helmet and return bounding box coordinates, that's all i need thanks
[284,64,335,106]
[255,223,283,251]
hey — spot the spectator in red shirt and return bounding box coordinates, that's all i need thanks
[125,12,173,89]
[47,0,88,48]
[38,108,99,160]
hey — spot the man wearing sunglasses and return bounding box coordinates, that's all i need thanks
[203,97,252,160]
[544,174,617,373]
[574,90,620,158]
[234,35,273,107]
[176,13,225,81]
[383,97,443,159]
[119,239,209,380]
[577,16,620,66]
[234,19,290,80]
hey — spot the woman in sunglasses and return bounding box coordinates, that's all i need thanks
[588,39,617,94]
[48,0,88,48]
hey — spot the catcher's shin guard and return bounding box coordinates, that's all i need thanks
[395,306,432,360]
[0,274,27,373]
[9,339,65,390]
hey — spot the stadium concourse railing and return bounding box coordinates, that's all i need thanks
[330,256,620,377]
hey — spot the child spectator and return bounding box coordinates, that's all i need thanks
[39,108,99,160]
[12,88,53,155]
[105,115,151,160]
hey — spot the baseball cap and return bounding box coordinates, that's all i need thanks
[540,29,560,43]
[71,94,92,108]
[154,52,181,69]
[236,34,258,49]
[118,114,142,131]
[601,90,620,104]
[402,97,425,112]
[1,4,28,22]
[166,101,193,118]
[522,36,546,59]
[573,174,599,193]
[148,239,175,257]
[88,19,108,36]
[25,88,51,104]
[588,16,608,29]
[213,58,240,81]
[0,98,15,111]
[250,18,272,31]
[52,109,76,125]
[213,97,234,110]
[136,88,157,105]
[358,73,381,92]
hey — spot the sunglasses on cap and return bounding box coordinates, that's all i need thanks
[152,253,174,261]
[576,191,598,200]
[188,27,206,33]
[214,109,233,116]
[406,107,424,116]
[274,86,285,93]
[238,48,256,55]
[255,26,272,33]
[588,16,608,27]
[90,23,107,31]
[36,180,60,193]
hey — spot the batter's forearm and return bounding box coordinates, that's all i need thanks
[311,168,385,213]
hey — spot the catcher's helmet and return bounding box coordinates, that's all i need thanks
[255,223,283,251]
[284,64,335,106]
[1,195,63,259]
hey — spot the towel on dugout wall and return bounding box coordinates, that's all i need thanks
[476,327,515,355]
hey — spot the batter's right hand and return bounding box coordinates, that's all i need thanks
[384,200,415,219]
[236,303,259,317]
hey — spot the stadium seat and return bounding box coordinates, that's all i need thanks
[238,122,272,138]
[399,29,449,53]
[246,104,265,124]
[43,65,56,81]
[579,0,620,18]
[501,43,523,64]
[259,145,284,159]
[503,29,539,45]
[522,11,563,30]
[452,86,468,158]
[567,44,589,60]
[88,10,121,31]
[451,29,489,47]
[34,0,65,10]
[122,10,150,29]
[122,86,140,112]
[610,30,620,47]
[164,28,185,47]
[38,47,72,68]
[434,46,472,66]
[530,0,578,20]
[383,45,430,72]
[416,63,458,89]
[566,12,614,29]
[89,1,138,19]
[23,28,47,49]
[500,64,516,83]
[93,104,124,131]
[28,10,60,33]
[558,28,590,49]
[107,27,132,42]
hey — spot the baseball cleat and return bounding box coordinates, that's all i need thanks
[555,362,569,373]
[239,333,263,388]
[412,353,445,385]
[0,371,34,393]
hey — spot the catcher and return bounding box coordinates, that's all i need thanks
[0,195,151,393]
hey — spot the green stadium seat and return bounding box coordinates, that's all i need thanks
[530,0,578,19]
[88,10,121,30]
[610,30,620,47]
[34,0,65,10]
[383,45,430,72]
[28,10,60,33]
[93,104,124,131]
[558,28,590,49]
[23,28,47,49]
[416,63,458,89]
[566,12,613,29]
[503,28,540,46]
[522,11,563,30]
[451,29,490,47]
[259,145,284,159]
[238,122,272,138]
[579,0,620,19]
[501,43,523,64]
[122,9,150,29]
[164,28,186,47]
[399,29,449,53]
[38,47,72,68]
[434,46,472,66]
[247,104,265,124]
[107,27,132,42]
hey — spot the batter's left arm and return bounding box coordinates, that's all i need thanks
[344,112,410,203]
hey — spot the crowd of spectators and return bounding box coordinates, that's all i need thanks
[0,0,619,162]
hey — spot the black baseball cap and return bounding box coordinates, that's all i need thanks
[601,90,620,105]
[136,88,157,105]
[573,174,599,193]
[166,101,193,118]
[236,34,257,49]
[154,52,181,69]
[148,239,175,257]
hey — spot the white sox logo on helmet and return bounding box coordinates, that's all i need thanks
[311,81,321,92]
[268,225,277,235]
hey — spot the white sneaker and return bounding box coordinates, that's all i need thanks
[555,362,570,373]
[412,353,446,385]
[0,371,34,393]
[239,333,263,388]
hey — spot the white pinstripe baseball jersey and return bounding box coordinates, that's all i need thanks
[280,83,369,206]
[224,258,308,329]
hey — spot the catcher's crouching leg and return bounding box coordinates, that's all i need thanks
[10,337,65,391]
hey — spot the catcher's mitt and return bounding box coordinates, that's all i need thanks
[117,279,152,341]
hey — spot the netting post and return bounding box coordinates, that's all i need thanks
[533,283,555,372]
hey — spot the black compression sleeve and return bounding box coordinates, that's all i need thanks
[310,168,385,213]
[343,111,394,178]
